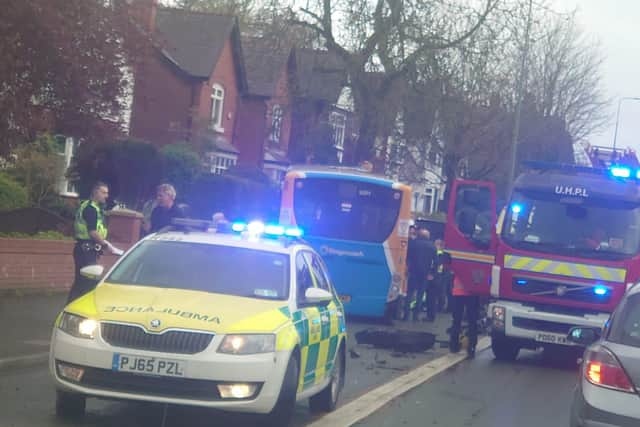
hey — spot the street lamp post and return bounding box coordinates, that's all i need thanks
[613,97,640,151]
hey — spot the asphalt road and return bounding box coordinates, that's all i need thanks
[0,293,453,427]
[355,347,581,427]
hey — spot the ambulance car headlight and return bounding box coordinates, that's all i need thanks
[218,334,276,355]
[59,312,98,339]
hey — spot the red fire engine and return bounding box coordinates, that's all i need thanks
[444,156,640,360]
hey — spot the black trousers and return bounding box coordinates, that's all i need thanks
[67,243,100,303]
[405,274,427,319]
[450,295,480,351]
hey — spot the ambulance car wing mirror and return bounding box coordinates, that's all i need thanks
[80,265,105,281]
[305,287,333,305]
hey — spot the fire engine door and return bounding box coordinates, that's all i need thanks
[444,180,497,296]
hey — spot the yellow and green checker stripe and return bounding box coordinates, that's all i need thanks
[504,254,626,283]
[283,303,345,392]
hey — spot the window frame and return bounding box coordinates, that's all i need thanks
[269,104,283,143]
[211,83,225,132]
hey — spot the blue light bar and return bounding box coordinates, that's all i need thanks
[511,203,523,214]
[230,221,304,239]
[611,166,631,178]
[284,227,303,237]
[247,221,265,235]
[594,285,608,296]
[231,222,246,232]
[516,279,527,285]
[636,170,640,180]
[265,224,285,236]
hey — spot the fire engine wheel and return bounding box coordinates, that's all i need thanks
[491,334,520,361]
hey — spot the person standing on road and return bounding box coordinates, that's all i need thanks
[148,183,183,233]
[405,227,437,321]
[449,272,480,358]
[68,182,121,303]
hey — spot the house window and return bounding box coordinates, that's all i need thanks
[56,137,78,196]
[329,112,346,150]
[270,104,283,143]
[209,153,236,175]
[389,141,405,165]
[211,84,225,131]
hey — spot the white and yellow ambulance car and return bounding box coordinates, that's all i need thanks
[50,220,347,425]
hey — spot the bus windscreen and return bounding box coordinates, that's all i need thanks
[293,178,402,242]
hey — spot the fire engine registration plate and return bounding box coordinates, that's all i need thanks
[535,333,569,346]
[112,353,185,377]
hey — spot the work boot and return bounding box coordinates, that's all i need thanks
[467,346,476,359]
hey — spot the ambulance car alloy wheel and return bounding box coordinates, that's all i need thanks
[55,390,86,418]
[310,344,345,413]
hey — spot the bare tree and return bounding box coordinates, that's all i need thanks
[525,11,610,143]
[292,0,499,165]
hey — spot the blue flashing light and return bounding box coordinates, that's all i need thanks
[231,222,246,232]
[264,224,285,236]
[284,227,304,238]
[247,221,265,235]
[516,279,528,285]
[230,220,304,239]
[511,203,523,214]
[594,285,608,296]
[636,170,640,180]
[611,166,631,178]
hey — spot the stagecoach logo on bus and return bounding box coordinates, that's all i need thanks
[320,245,365,257]
[554,185,589,197]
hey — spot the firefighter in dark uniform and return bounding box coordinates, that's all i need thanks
[67,181,117,303]
[449,272,480,358]
[405,227,437,321]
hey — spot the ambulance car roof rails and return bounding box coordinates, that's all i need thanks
[161,218,214,233]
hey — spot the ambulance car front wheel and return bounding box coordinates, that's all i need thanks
[264,351,299,426]
[310,343,345,413]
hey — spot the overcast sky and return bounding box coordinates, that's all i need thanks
[555,0,640,152]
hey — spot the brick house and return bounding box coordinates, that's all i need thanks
[288,48,355,165]
[236,37,293,182]
[128,1,250,173]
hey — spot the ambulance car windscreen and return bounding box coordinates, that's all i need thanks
[502,190,640,259]
[106,241,290,299]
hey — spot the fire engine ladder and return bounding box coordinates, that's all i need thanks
[586,145,640,169]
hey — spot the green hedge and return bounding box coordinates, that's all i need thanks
[0,230,71,240]
[0,173,29,211]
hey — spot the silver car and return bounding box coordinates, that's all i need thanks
[569,285,640,427]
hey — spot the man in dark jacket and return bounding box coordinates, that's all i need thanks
[405,227,437,321]
[147,183,183,233]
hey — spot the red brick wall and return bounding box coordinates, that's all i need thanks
[195,38,240,143]
[0,239,132,292]
[0,211,142,292]
[235,97,267,167]
[266,67,292,153]
[130,50,195,146]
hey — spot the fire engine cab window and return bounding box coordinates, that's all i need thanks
[454,186,493,242]
[503,191,640,259]
[293,178,402,242]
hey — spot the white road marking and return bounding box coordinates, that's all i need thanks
[307,336,491,427]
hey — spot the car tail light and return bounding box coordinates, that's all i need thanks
[583,345,635,393]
